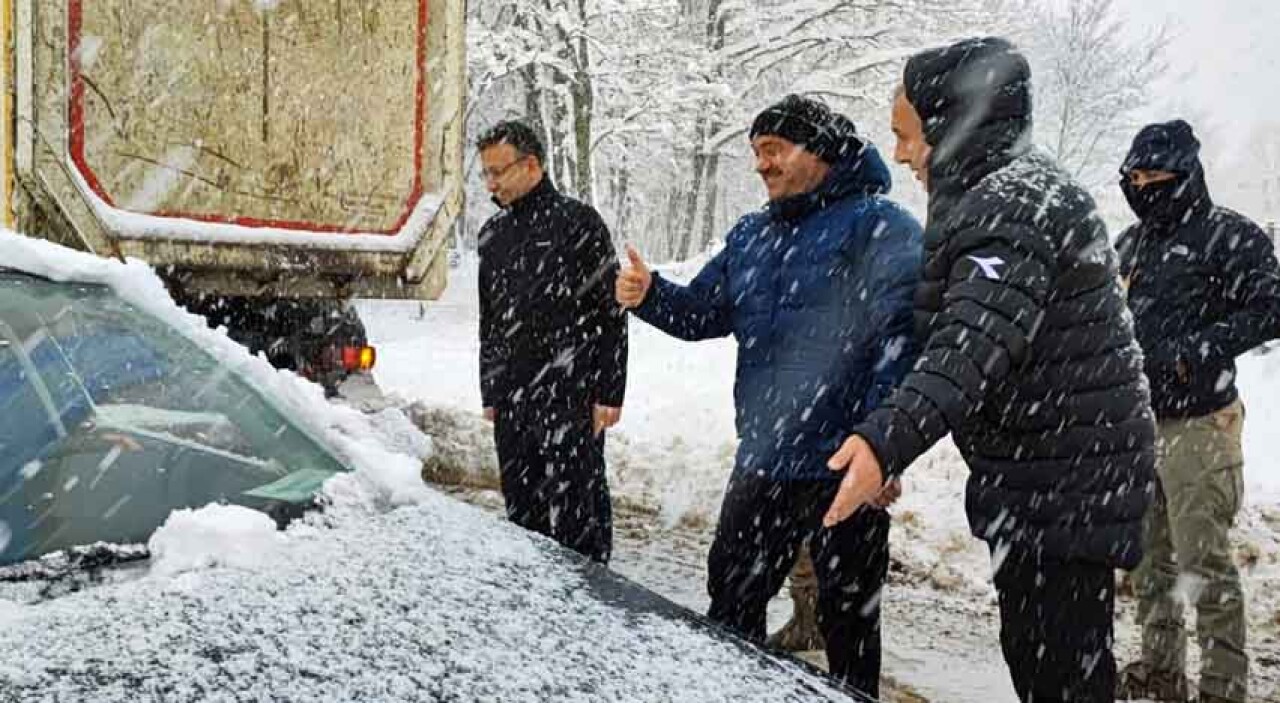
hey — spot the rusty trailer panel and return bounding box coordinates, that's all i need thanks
[8,0,465,300]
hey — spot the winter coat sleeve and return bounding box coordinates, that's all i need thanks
[859,216,923,417]
[632,247,734,342]
[477,237,505,408]
[1184,221,1280,361]
[852,224,1053,477]
[1115,226,1138,279]
[578,210,629,407]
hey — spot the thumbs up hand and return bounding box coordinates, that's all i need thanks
[616,244,653,309]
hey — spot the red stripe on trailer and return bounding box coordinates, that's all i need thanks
[66,0,429,236]
[396,0,430,233]
[67,0,114,207]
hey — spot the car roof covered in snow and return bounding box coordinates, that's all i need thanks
[0,489,869,702]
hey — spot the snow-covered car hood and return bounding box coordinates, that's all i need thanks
[0,490,868,702]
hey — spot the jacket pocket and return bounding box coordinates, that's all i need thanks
[1200,400,1245,517]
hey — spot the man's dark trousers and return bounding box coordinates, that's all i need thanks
[493,401,612,564]
[706,473,889,697]
[993,545,1117,702]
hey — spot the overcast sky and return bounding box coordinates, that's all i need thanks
[1112,0,1280,162]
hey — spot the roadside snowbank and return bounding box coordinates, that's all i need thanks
[1238,350,1280,504]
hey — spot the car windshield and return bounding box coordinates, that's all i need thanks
[0,273,349,566]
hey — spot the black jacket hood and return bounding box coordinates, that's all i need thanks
[904,37,1034,205]
[1119,120,1213,228]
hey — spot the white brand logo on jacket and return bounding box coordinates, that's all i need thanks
[968,255,1006,281]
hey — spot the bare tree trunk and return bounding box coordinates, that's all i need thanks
[527,0,572,190]
[513,10,544,138]
[675,161,702,258]
[615,166,632,246]
[521,69,542,136]
[695,154,721,252]
[550,90,572,191]
[571,0,595,204]
[679,0,727,258]
[663,185,685,261]
[571,89,594,202]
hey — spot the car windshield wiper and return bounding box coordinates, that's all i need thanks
[0,543,149,583]
[0,268,56,283]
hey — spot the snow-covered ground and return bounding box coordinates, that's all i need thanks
[360,256,1280,703]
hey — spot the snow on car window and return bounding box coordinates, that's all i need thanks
[0,273,348,566]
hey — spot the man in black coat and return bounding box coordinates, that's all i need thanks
[821,38,1156,702]
[1115,120,1280,703]
[475,121,627,564]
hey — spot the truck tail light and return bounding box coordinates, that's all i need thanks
[340,345,377,372]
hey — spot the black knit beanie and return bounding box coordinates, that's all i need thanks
[749,95,856,164]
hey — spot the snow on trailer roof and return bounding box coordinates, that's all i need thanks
[67,163,447,254]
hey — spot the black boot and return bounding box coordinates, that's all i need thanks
[1116,661,1191,702]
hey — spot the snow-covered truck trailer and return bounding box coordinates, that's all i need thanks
[0,0,465,392]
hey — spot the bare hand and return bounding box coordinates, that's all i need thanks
[483,407,496,422]
[823,435,886,527]
[871,478,903,509]
[593,405,622,437]
[616,244,653,309]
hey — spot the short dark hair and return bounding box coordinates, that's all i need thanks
[476,121,545,165]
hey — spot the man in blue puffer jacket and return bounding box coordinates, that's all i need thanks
[616,95,922,697]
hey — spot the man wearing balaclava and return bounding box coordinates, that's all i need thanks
[820,37,1157,702]
[1114,120,1280,703]
[614,95,922,697]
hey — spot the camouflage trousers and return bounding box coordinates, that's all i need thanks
[768,545,824,652]
[1132,399,1248,702]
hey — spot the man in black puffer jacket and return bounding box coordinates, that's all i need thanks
[821,37,1156,702]
[1115,120,1280,703]
[475,121,628,564]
